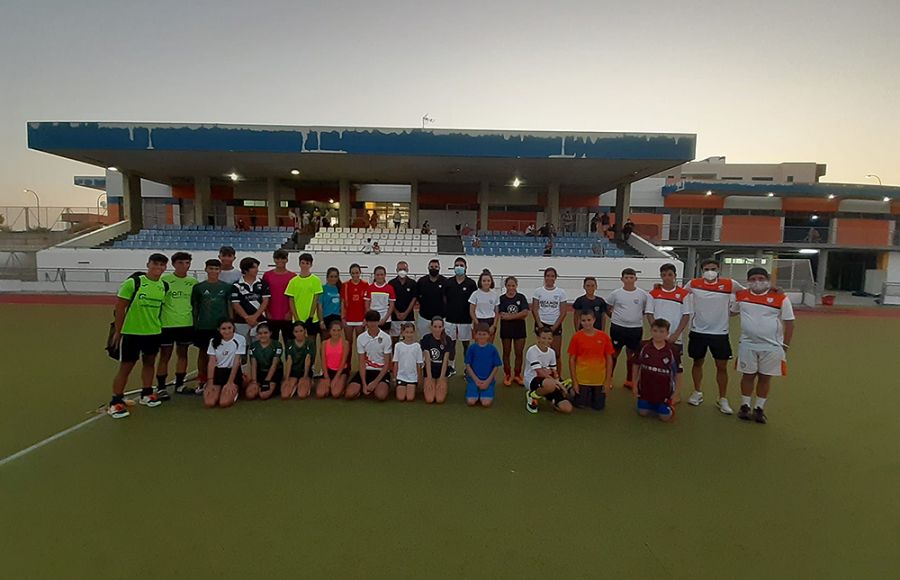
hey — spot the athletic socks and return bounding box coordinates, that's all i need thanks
[140,387,153,397]
[755,397,767,409]
[156,375,167,390]
[111,395,124,405]
[741,395,752,407]
[175,373,186,388]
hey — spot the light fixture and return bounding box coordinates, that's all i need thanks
[767,192,774,197]
[107,166,118,172]
[658,246,674,251]
[290,169,300,175]
[705,190,712,196]
[328,198,334,204]
[827,194,835,199]
[799,249,819,255]
[883,196,891,202]
[512,177,521,188]
[228,172,239,181]
[811,214,819,220]
[392,202,401,207]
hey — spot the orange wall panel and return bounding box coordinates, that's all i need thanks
[836,219,890,246]
[782,198,838,213]
[663,194,725,209]
[719,216,782,244]
[172,185,195,199]
[891,201,900,215]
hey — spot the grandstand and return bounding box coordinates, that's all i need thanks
[306,227,438,254]
[110,225,292,252]
[463,232,628,258]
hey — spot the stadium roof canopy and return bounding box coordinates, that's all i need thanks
[28,122,696,191]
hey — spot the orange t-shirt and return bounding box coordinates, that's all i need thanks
[567,330,615,385]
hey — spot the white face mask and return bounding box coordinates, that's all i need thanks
[454,266,466,276]
[749,280,770,293]
[397,270,408,279]
[702,270,718,282]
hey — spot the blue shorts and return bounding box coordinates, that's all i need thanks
[466,378,495,400]
[637,399,672,416]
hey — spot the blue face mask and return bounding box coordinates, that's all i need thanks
[454,266,466,276]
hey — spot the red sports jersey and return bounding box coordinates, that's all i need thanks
[636,340,678,404]
[341,280,369,323]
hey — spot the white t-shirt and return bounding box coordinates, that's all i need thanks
[207,334,246,369]
[393,341,424,382]
[607,287,650,328]
[731,290,795,351]
[218,268,242,286]
[532,286,567,325]
[356,329,393,371]
[468,289,499,320]
[645,287,693,344]
[524,344,557,386]
[688,278,744,335]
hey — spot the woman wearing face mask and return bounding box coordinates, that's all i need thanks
[442,257,477,377]
[389,260,419,344]
[416,259,447,339]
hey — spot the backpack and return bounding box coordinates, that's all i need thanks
[105,272,169,360]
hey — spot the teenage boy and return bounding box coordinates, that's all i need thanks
[285,252,323,339]
[346,310,393,401]
[218,245,241,285]
[262,249,295,342]
[464,323,502,408]
[730,267,795,424]
[444,257,477,377]
[606,268,650,389]
[107,253,169,419]
[571,277,608,332]
[231,257,270,343]
[633,319,679,422]
[645,263,692,403]
[417,259,446,338]
[686,259,744,414]
[567,310,615,411]
[156,251,198,400]
[191,259,233,394]
[525,326,574,414]
[389,261,419,344]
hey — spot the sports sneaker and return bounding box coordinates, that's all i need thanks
[139,394,162,408]
[107,402,130,419]
[526,390,540,414]
[716,398,734,415]
[754,407,767,424]
[194,382,205,396]
[175,384,193,395]
[447,365,456,378]
[687,391,704,406]
[156,388,171,402]
[503,374,512,386]
[737,404,752,421]
[514,375,524,386]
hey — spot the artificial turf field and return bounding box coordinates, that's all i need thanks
[1,303,899,579]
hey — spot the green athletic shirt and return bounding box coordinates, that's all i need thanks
[285,340,316,374]
[192,281,233,330]
[249,340,283,372]
[160,273,198,328]
[117,275,166,335]
[284,274,323,323]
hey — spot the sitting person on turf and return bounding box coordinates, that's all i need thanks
[464,323,502,408]
[317,319,350,399]
[191,259,233,395]
[525,326,573,414]
[245,322,283,401]
[346,309,393,401]
[393,322,424,402]
[281,322,315,399]
[730,267,795,424]
[421,316,451,404]
[633,319,678,422]
[567,309,615,411]
[204,320,246,409]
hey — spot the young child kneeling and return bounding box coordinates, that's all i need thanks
[464,323,502,407]
[633,319,678,421]
[525,327,573,414]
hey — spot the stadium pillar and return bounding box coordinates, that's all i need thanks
[266,177,278,226]
[684,247,697,283]
[547,183,560,229]
[409,180,419,228]
[194,176,211,226]
[478,181,490,232]
[816,249,830,297]
[339,179,350,227]
[614,183,631,240]
[122,173,143,234]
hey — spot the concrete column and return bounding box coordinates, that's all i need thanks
[123,173,143,234]
[816,249,830,298]
[339,179,350,227]
[684,247,698,284]
[547,183,560,230]
[478,181,490,232]
[194,176,211,226]
[828,218,838,244]
[266,177,278,226]
[613,183,631,240]
[409,180,419,228]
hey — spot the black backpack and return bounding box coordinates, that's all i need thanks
[105,272,169,360]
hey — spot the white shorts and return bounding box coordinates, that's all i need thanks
[391,320,416,337]
[445,322,472,342]
[345,321,363,328]
[737,345,785,376]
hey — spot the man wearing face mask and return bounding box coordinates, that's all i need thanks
[417,259,446,338]
[443,257,478,377]
[389,260,419,344]
[685,258,745,414]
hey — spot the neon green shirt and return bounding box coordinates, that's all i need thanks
[284,274,323,323]
[160,273,198,328]
[117,275,165,335]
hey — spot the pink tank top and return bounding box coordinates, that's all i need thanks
[324,339,345,371]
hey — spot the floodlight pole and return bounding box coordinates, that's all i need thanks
[24,189,40,229]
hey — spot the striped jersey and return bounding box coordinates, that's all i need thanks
[688,277,744,335]
[645,286,692,344]
[731,290,795,351]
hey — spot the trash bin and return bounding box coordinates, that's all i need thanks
[821,295,835,306]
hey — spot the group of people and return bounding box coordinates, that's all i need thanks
[107,248,795,425]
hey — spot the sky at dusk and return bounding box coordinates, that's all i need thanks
[1,0,898,207]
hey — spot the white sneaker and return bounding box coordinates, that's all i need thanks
[687,391,704,406]
[716,398,734,415]
[139,394,162,408]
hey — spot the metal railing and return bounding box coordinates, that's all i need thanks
[782,225,829,244]
[0,206,108,232]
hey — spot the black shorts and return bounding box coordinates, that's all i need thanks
[268,320,294,342]
[120,334,161,363]
[396,379,417,388]
[529,377,545,391]
[500,321,527,340]
[427,363,445,379]
[193,329,218,349]
[610,324,643,352]
[350,370,391,385]
[378,322,391,333]
[303,318,321,337]
[688,331,733,361]
[255,368,284,386]
[672,343,684,373]
[160,326,194,347]
[212,367,244,387]
[477,317,496,327]
[288,365,312,380]
[534,324,563,337]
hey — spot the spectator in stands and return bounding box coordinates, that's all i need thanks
[313,206,322,224]
[289,209,299,230]
[543,238,554,256]
[600,211,611,236]
[562,209,575,233]
[249,208,257,228]
[237,219,249,232]
[472,235,482,249]
[290,228,302,250]
[393,208,402,229]
[360,238,374,254]
[461,223,474,236]
[301,210,311,229]
[455,212,462,236]
[806,227,822,243]
[372,241,382,254]
[525,223,536,236]
[369,210,379,229]
[421,220,431,235]
[591,240,605,256]
[622,218,635,241]
[590,213,600,233]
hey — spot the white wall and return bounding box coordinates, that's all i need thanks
[418,209,477,234]
[599,177,665,207]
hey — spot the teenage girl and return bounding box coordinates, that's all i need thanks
[317,319,349,399]
[204,319,246,409]
[281,322,314,399]
[498,276,530,386]
[420,316,450,404]
[531,267,568,364]
[340,263,368,346]
[468,269,499,340]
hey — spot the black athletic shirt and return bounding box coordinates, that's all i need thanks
[498,293,529,336]
[389,277,419,321]
[443,276,477,324]
[572,294,608,330]
[417,275,447,320]
[420,333,450,366]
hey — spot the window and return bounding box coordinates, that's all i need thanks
[243,200,266,207]
[279,201,289,208]
[787,176,794,183]
[721,176,743,181]
[751,177,774,181]
[667,209,717,242]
